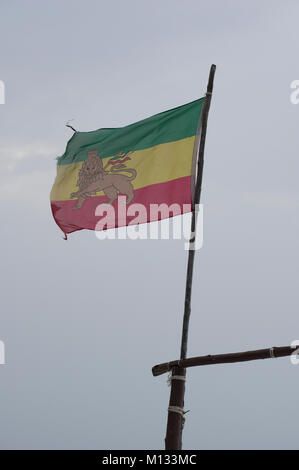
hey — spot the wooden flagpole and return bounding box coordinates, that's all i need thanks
[164,64,216,450]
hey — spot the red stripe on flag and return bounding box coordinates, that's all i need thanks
[51,176,192,235]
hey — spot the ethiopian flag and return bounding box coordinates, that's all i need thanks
[50,98,204,236]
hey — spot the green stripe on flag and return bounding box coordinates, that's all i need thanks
[57,98,204,166]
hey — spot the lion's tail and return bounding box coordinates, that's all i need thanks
[110,166,137,181]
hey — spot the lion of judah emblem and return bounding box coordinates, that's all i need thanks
[71,150,136,209]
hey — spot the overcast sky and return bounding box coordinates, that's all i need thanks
[0,0,299,450]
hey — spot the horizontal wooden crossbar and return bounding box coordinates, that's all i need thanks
[152,345,298,377]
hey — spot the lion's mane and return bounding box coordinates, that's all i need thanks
[77,152,104,190]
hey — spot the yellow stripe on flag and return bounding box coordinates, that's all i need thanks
[51,136,195,201]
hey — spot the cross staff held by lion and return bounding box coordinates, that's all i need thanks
[70,150,137,209]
